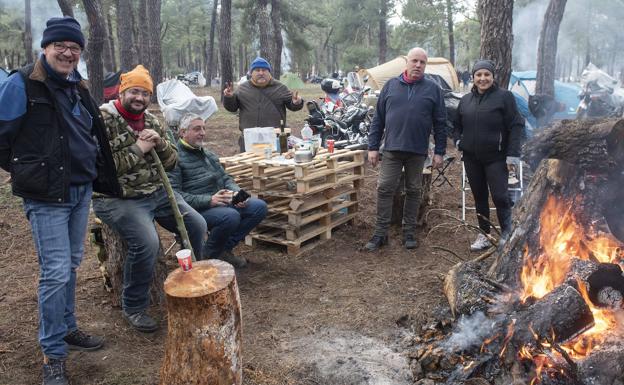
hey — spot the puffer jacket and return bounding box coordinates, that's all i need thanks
[453,84,525,162]
[167,140,239,211]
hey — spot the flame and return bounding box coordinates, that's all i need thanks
[562,280,618,357]
[519,195,622,358]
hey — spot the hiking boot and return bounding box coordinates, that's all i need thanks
[470,233,492,251]
[222,250,247,268]
[64,329,104,351]
[42,358,69,385]
[403,233,418,249]
[123,310,159,333]
[364,235,387,251]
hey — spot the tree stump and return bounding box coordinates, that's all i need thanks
[160,260,242,385]
[91,218,168,308]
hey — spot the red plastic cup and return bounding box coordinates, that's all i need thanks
[327,139,335,153]
[176,249,192,272]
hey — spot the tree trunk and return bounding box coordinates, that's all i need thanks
[206,0,218,88]
[378,0,387,65]
[159,260,242,385]
[238,43,244,79]
[117,0,138,71]
[82,0,105,105]
[147,0,163,100]
[57,0,75,17]
[137,0,151,69]
[219,0,233,102]
[446,0,455,66]
[101,1,114,72]
[256,0,273,64]
[477,0,514,88]
[270,0,283,79]
[23,0,33,64]
[106,6,117,70]
[535,0,567,97]
[92,220,168,309]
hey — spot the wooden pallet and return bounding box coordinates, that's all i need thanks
[258,190,358,237]
[251,150,365,196]
[245,210,357,256]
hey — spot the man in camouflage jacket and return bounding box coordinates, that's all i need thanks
[92,65,206,333]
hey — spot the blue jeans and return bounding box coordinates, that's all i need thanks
[23,184,93,359]
[92,188,207,313]
[201,198,267,259]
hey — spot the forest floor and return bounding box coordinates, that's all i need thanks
[0,84,482,385]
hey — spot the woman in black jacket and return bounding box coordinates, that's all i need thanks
[454,60,525,251]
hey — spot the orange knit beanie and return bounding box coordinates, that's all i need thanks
[119,65,153,93]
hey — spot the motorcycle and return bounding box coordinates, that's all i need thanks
[577,81,624,119]
[305,97,373,150]
[576,63,624,119]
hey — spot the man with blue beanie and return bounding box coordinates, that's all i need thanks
[0,16,119,385]
[223,56,304,152]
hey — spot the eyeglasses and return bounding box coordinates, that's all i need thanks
[127,88,151,98]
[52,42,82,55]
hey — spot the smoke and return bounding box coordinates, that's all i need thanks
[512,0,549,71]
[441,311,502,352]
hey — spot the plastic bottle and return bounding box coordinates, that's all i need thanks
[301,122,313,141]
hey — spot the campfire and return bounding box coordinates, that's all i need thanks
[410,119,624,385]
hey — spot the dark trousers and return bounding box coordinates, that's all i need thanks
[374,151,427,236]
[463,154,512,235]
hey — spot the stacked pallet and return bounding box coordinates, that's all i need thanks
[220,149,365,255]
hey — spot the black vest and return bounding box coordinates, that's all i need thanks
[9,63,120,202]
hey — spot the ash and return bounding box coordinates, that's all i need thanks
[280,328,413,385]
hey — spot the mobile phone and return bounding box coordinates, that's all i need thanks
[231,189,250,205]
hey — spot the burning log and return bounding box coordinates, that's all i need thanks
[510,284,594,344]
[159,260,242,385]
[435,119,624,384]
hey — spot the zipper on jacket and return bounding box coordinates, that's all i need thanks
[498,132,502,151]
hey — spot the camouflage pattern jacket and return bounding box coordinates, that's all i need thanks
[99,100,177,198]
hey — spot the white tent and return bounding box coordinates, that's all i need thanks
[357,56,460,91]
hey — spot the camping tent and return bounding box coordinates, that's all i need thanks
[280,72,305,89]
[357,56,460,91]
[509,71,580,121]
[0,68,9,81]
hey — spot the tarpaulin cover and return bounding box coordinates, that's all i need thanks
[156,79,217,127]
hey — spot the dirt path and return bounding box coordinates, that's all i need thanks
[0,86,478,385]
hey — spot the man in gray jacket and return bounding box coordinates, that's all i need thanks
[168,113,268,267]
[223,57,304,152]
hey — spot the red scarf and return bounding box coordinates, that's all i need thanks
[402,70,420,84]
[114,99,145,132]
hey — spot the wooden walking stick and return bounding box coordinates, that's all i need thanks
[149,148,196,262]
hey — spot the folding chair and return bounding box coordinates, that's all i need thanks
[431,155,455,187]
[461,161,524,221]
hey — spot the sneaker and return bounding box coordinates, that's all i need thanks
[222,250,247,268]
[123,310,159,333]
[42,358,68,385]
[63,329,104,351]
[364,235,388,251]
[470,233,492,251]
[403,233,418,249]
